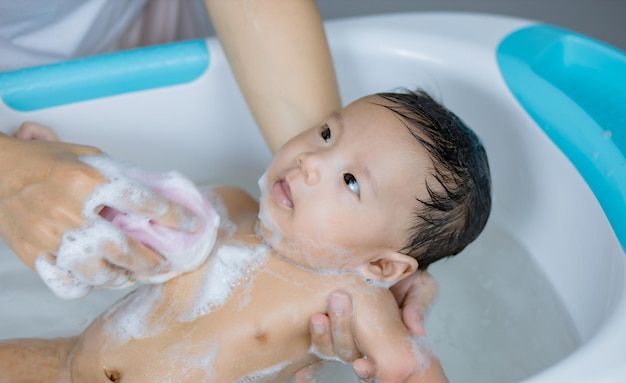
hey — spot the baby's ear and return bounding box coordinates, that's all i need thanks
[358,251,418,285]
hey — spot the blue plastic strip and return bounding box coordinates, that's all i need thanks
[0,39,209,111]
[497,24,626,250]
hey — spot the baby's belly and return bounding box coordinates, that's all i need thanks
[71,322,217,382]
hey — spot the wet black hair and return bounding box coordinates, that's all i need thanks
[376,89,492,270]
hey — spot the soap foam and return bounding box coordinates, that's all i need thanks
[409,334,433,373]
[199,186,237,238]
[256,172,284,247]
[179,244,269,322]
[35,218,134,299]
[103,284,166,342]
[83,155,221,281]
[35,154,221,299]
[309,344,345,364]
[163,337,218,381]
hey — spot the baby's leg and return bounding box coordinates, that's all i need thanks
[0,337,76,382]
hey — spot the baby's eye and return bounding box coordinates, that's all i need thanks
[343,173,360,196]
[320,125,331,142]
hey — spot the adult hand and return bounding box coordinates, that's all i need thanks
[390,270,439,336]
[295,290,373,382]
[0,123,203,297]
[296,271,439,382]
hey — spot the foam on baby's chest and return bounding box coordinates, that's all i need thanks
[102,242,269,343]
[179,243,269,322]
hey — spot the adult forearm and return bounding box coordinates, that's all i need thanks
[205,0,341,153]
[0,128,201,297]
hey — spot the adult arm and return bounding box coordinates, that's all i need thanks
[0,127,199,275]
[204,0,341,153]
[205,3,441,380]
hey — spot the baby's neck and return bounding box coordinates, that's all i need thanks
[252,218,376,286]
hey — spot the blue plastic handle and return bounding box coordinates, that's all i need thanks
[0,39,210,112]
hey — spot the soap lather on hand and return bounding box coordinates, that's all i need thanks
[35,155,220,299]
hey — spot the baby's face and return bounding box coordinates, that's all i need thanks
[259,96,431,271]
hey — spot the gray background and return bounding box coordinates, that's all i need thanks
[314,0,626,52]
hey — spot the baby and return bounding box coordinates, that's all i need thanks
[0,90,491,382]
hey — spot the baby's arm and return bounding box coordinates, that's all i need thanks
[352,288,448,383]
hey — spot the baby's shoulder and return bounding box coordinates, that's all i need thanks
[199,185,259,229]
[208,185,258,213]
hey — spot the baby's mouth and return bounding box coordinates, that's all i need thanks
[272,179,293,208]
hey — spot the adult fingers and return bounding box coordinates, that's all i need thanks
[390,275,426,335]
[86,178,198,231]
[34,254,93,299]
[402,305,427,337]
[352,358,378,383]
[328,290,361,362]
[309,313,333,357]
[391,271,439,336]
[69,218,167,277]
[14,122,59,141]
[100,233,169,277]
[81,156,202,233]
[293,362,321,383]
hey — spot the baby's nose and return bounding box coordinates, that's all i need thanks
[297,153,321,186]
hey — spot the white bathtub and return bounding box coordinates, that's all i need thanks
[0,12,624,383]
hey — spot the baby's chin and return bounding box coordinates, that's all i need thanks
[256,179,358,272]
[256,198,285,248]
